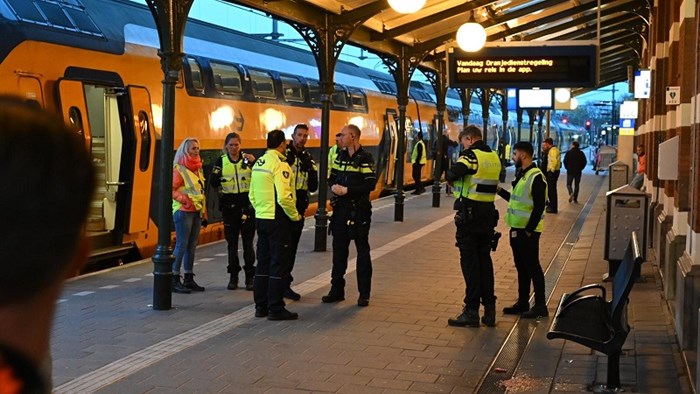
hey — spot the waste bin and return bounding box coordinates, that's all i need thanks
[608,161,629,191]
[604,185,649,279]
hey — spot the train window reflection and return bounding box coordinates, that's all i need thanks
[348,88,367,110]
[332,84,348,108]
[138,111,151,172]
[186,58,204,91]
[281,75,305,103]
[249,69,276,99]
[308,80,321,104]
[211,61,242,95]
[68,106,84,136]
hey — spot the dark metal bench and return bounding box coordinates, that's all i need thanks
[547,232,644,390]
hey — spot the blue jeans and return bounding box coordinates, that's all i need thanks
[173,210,201,274]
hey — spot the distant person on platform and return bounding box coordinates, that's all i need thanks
[328,132,343,177]
[249,130,302,321]
[411,132,427,194]
[630,144,646,190]
[540,138,561,213]
[0,96,94,393]
[435,130,459,195]
[563,141,587,204]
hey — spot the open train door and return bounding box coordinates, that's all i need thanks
[126,86,155,233]
[382,110,398,188]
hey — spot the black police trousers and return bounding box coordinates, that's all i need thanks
[330,206,372,298]
[287,217,305,286]
[456,225,496,310]
[223,206,255,278]
[509,229,545,306]
[254,218,291,313]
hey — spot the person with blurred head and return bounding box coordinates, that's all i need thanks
[0,96,94,393]
[284,124,319,300]
[210,132,257,291]
[323,124,377,307]
[629,144,646,190]
[249,130,302,320]
[540,138,561,213]
[411,131,427,194]
[497,141,549,319]
[172,137,208,293]
[563,140,587,203]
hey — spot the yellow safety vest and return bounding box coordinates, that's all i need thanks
[452,149,501,202]
[172,164,206,214]
[289,153,317,191]
[328,145,339,177]
[411,140,427,165]
[547,146,561,171]
[504,167,547,232]
[220,153,251,194]
[249,149,300,221]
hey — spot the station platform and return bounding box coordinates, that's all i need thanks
[51,166,692,393]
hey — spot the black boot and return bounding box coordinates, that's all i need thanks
[227,273,238,290]
[448,307,479,327]
[321,289,345,303]
[172,275,191,294]
[503,301,530,315]
[183,273,205,292]
[521,304,548,319]
[267,307,298,321]
[245,273,254,291]
[482,304,496,327]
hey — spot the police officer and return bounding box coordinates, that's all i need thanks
[322,124,377,307]
[328,132,343,178]
[497,141,548,319]
[210,132,256,291]
[249,130,302,321]
[284,124,319,300]
[411,132,426,194]
[445,125,501,327]
[541,137,561,213]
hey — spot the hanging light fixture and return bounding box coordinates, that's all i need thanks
[457,22,486,52]
[555,88,571,103]
[570,97,579,110]
[388,0,426,14]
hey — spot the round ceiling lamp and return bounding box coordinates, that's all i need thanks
[388,0,426,14]
[570,97,579,110]
[456,22,487,52]
[555,88,571,103]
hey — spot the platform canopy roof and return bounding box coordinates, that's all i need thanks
[220,0,650,92]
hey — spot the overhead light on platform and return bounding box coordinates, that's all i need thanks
[555,88,571,103]
[388,0,425,14]
[457,22,486,52]
[570,98,579,110]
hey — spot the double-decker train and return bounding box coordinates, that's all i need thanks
[0,0,583,266]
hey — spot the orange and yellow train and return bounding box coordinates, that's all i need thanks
[0,0,465,265]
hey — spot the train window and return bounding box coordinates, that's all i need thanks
[348,88,367,109]
[332,85,348,108]
[210,62,243,95]
[281,76,305,103]
[308,80,321,104]
[249,69,276,99]
[35,2,72,29]
[138,111,151,172]
[6,0,45,22]
[186,58,204,92]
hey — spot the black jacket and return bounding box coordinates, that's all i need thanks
[563,147,587,174]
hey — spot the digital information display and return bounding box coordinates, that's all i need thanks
[448,44,598,88]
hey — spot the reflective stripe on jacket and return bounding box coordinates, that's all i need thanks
[505,167,547,231]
